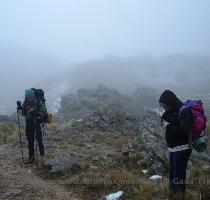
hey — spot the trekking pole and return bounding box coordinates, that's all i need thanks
[40,123,45,137]
[17,109,24,164]
[40,123,45,152]
[35,138,39,174]
[34,118,39,174]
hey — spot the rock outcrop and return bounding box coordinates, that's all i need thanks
[138,111,210,174]
[44,152,82,173]
[138,111,169,174]
[57,85,141,132]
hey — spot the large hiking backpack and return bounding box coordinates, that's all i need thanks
[180,100,207,153]
[31,88,46,105]
[180,100,207,137]
[31,88,53,124]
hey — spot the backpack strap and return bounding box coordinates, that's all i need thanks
[179,104,187,118]
[179,104,194,148]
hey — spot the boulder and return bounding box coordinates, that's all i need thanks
[57,85,141,133]
[138,110,210,174]
[44,152,82,173]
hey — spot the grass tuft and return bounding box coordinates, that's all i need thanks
[0,122,20,144]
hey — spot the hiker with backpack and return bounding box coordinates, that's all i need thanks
[159,90,207,199]
[18,89,48,164]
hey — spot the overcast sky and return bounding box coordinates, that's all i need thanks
[0,0,210,111]
[0,0,210,63]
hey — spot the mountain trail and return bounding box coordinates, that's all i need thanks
[0,144,78,200]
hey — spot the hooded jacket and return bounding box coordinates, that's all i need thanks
[159,90,193,148]
[22,98,47,122]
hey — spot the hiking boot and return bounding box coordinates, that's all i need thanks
[168,191,185,200]
[24,157,35,165]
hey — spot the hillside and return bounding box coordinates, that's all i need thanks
[1,54,210,115]
[66,55,210,93]
[1,87,210,199]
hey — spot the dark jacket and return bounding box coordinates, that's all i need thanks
[22,99,47,122]
[159,90,193,148]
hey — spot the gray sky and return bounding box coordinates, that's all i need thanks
[0,0,210,112]
[0,0,210,62]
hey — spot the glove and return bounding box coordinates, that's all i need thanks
[17,101,22,106]
[17,101,23,111]
[161,120,170,129]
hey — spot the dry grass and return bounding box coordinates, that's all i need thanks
[205,121,210,146]
[46,122,67,132]
[64,168,169,200]
[61,149,210,200]
[114,152,145,174]
[43,121,210,200]
[188,165,210,199]
[0,178,9,194]
[42,127,169,199]
[113,136,129,148]
[206,121,210,133]
[0,122,20,144]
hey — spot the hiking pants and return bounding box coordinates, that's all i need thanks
[26,121,44,159]
[169,149,192,195]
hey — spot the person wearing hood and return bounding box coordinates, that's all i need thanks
[22,89,47,164]
[159,90,193,200]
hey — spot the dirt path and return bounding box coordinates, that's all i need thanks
[0,144,78,200]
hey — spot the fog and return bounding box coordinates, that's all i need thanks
[1,0,210,61]
[0,45,71,108]
[0,0,210,113]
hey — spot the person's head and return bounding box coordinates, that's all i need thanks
[159,102,172,112]
[159,90,181,111]
[25,89,35,102]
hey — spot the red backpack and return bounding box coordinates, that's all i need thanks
[180,100,207,137]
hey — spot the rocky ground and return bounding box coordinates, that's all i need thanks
[0,120,153,200]
[1,87,210,200]
[1,115,210,200]
[0,144,77,200]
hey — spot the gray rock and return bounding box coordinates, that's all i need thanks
[5,189,22,196]
[151,161,164,175]
[138,111,169,173]
[44,152,81,173]
[57,86,141,133]
[139,110,210,174]
[137,159,148,167]
[122,143,133,155]
[187,160,193,169]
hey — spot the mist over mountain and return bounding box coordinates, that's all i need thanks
[55,54,210,116]
[66,55,210,95]
[0,45,73,113]
[1,52,210,115]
